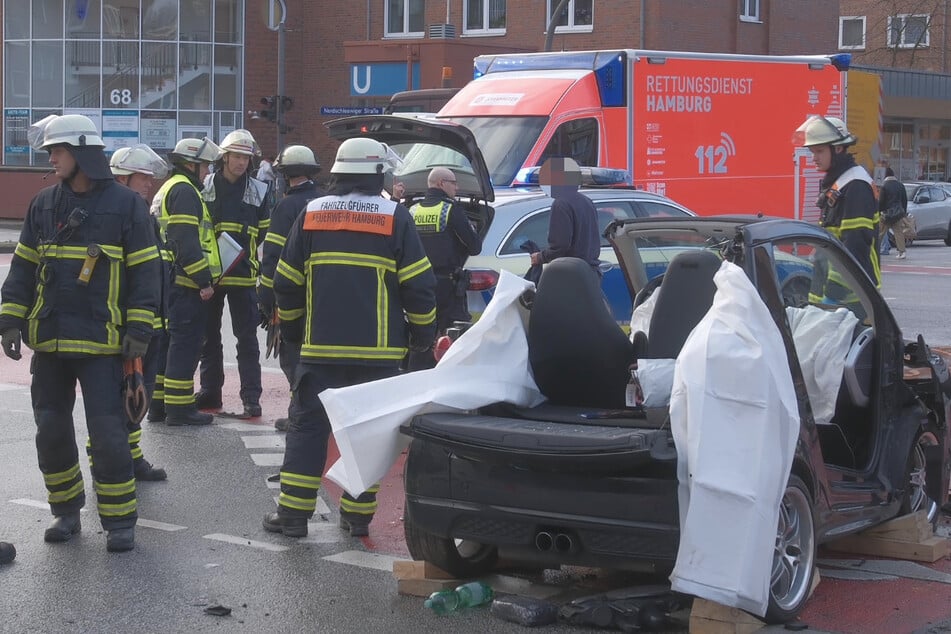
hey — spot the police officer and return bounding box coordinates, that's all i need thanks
[196,129,271,417]
[155,137,223,426]
[795,116,881,292]
[0,114,161,552]
[108,145,170,480]
[407,167,482,370]
[258,145,324,432]
[262,137,436,537]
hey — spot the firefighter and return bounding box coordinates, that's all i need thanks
[794,115,881,301]
[196,129,272,417]
[0,114,161,552]
[106,145,170,480]
[155,137,224,426]
[262,137,436,537]
[407,167,482,371]
[258,145,325,432]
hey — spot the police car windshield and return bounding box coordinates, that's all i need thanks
[421,116,546,186]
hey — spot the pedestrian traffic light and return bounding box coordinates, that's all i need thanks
[258,96,277,122]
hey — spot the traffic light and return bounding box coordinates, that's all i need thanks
[258,96,277,122]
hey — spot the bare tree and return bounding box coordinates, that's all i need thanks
[854,0,946,69]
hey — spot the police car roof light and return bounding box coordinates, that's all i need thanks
[830,53,852,71]
[512,166,631,187]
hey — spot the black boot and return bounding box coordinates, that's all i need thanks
[147,401,166,423]
[0,542,15,564]
[339,515,370,537]
[262,511,308,537]
[194,391,222,409]
[166,406,213,426]
[274,417,290,432]
[243,403,262,418]
[134,458,168,481]
[106,527,135,552]
[44,513,81,543]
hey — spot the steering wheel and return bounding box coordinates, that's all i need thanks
[633,274,664,309]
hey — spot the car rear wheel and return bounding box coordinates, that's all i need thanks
[765,475,816,624]
[404,512,498,578]
[944,220,951,246]
[901,431,939,525]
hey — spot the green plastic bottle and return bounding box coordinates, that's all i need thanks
[424,581,494,615]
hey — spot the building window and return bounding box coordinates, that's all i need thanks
[464,0,506,34]
[547,0,593,33]
[740,0,761,23]
[838,16,866,50]
[888,14,930,48]
[386,0,425,37]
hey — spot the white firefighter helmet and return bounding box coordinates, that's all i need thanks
[110,144,169,179]
[219,128,260,156]
[28,114,105,151]
[793,115,857,148]
[274,145,320,172]
[330,137,401,174]
[170,137,223,164]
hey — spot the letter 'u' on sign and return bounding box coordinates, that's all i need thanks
[265,0,286,31]
[353,66,371,95]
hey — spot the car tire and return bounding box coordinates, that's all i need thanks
[404,511,498,578]
[764,475,817,624]
[945,220,951,246]
[900,431,939,526]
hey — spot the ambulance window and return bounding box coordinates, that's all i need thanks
[538,118,598,167]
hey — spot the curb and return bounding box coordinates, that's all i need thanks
[0,242,14,254]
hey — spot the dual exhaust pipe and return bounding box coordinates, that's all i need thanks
[535,530,575,553]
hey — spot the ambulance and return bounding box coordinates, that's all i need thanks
[425,49,854,221]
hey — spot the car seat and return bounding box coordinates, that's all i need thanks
[528,257,634,408]
[643,250,720,359]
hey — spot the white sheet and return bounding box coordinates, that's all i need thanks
[669,261,800,617]
[321,271,546,497]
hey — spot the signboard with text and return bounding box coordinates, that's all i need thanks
[350,62,421,97]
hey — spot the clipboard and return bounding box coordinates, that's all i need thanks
[216,232,246,282]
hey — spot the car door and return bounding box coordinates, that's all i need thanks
[911,185,946,239]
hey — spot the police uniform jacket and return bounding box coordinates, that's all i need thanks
[0,179,161,355]
[259,180,323,310]
[274,191,437,366]
[153,169,216,290]
[817,154,880,286]
[410,188,482,276]
[204,171,271,287]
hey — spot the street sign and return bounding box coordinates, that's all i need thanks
[320,106,384,116]
[266,0,286,31]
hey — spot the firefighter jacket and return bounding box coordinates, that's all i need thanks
[203,172,271,287]
[274,192,437,366]
[0,179,161,355]
[259,180,323,310]
[409,188,482,276]
[152,171,220,289]
[816,155,881,287]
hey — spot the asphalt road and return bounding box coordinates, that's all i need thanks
[0,239,950,633]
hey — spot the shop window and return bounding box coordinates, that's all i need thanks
[34,0,64,39]
[4,42,30,107]
[4,1,30,39]
[888,14,930,48]
[838,16,865,50]
[67,0,102,39]
[66,41,102,108]
[214,45,241,111]
[141,42,177,109]
[143,0,177,40]
[182,0,212,42]
[101,41,138,108]
[464,0,506,34]
[32,41,64,108]
[215,0,242,43]
[179,43,212,110]
[386,0,425,37]
[547,0,593,32]
[103,0,139,39]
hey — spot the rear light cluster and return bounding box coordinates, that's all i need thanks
[433,335,453,361]
[466,269,499,291]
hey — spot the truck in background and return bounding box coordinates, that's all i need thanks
[400,49,854,220]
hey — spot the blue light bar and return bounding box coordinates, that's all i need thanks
[512,166,632,187]
[830,53,852,71]
[594,52,626,107]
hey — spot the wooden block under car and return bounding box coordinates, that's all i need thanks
[396,577,459,597]
[861,510,933,543]
[688,598,765,634]
[392,560,460,597]
[825,534,949,563]
[392,559,455,580]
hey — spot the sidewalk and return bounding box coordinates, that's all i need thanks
[0,220,21,253]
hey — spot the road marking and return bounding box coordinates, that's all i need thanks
[269,495,331,517]
[10,498,60,510]
[242,435,285,450]
[323,550,400,572]
[138,518,187,532]
[223,362,284,375]
[818,567,897,582]
[0,383,24,392]
[251,453,284,467]
[217,421,275,433]
[818,558,951,585]
[203,533,289,552]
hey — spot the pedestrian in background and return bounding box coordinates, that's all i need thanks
[878,167,910,260]
[407,167,482,370]
[0,114,162,552]
[262,137,436,538]
[197,130,272,418]
[107,144,170,480]
[153,137,223,426]
[258,145,325,432]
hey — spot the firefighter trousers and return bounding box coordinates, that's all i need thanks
[278,340,301,424]
[199,286,262,406]
[276,363,396,525]
[164,285,209,409]
[32,353,137,530]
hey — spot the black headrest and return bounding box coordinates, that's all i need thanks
[647,250,720,359]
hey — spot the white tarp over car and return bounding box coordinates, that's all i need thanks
[669,261,801,617]
[321,271,545,497]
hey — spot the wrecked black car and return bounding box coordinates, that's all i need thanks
[400,216,951,623]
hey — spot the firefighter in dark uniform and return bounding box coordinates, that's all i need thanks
[407,167,482,370]
[0,114,161,552]
[262,137,436,537]
[155,137,224,426]
[107,144,170,480]
[196,129,272,417]
[794,116,880,305]
[258,145,324,432]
